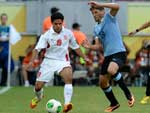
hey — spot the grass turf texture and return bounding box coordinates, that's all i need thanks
[0,87,149,113]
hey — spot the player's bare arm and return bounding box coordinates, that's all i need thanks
[129,21,150,36]
[27,49,39,69]
[88,1,119,16]
[74,48,91,63]
[136,21,150,32]
[82,38,102,51]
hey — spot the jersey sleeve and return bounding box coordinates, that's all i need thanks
[69,31,79,50]
[35,34,47,52]
[105,12,116,22]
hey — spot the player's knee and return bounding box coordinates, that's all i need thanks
[107,62,119,75]
[107,66,118,75]
[107,68,117,75]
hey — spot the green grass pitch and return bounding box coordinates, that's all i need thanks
[0,86,149,113]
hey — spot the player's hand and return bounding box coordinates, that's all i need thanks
[128,31,136,36]
[82,39,91,49]
[84,57,92,64]
[88,1,102,8]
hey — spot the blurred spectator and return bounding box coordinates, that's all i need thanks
[71,22,87,70]
[0,13,14,86]
[132,40,150,86]
[22,35,42,87]
[72,23,86,45]
[42,7,65,33]
[129,21,150,104]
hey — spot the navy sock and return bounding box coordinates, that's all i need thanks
[113,72,131,100]
[102,86,119,106]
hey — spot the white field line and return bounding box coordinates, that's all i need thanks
[0,86,11,94]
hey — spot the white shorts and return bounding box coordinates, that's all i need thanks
[36,58,71,82]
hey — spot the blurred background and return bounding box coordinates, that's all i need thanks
[0,0,150,87]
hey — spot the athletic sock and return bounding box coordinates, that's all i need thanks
[34,88,43,100]
[102,86,119,106]
[113,72,131,100]
[64,84,73,104]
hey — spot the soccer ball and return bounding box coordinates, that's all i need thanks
[46,99,62,113]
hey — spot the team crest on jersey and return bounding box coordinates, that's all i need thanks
[99,31,105,39]
[64,35,68,40]
[57,39,62,46]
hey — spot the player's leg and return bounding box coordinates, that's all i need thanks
[100,58,120,112]
[34,81,45,100]
[30,81,45,109]
[30,67,55,109]
[100,75,120,112]
[60,67,73,113]
[30,59,54,109]
[140,71,150,104]
[108,61,135,107]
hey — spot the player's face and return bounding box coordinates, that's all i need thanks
[1,15,7,25]
[91,8,105,22]
[52,19,63,33]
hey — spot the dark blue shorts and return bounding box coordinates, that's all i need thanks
[100,52,126,75]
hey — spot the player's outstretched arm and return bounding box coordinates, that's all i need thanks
[74,48,92,63]
[128,21,150,36]
[88,1,119,16]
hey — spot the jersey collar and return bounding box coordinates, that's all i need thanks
[50,26,65,34]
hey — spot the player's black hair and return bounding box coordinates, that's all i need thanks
[90,6,104,11]
[51,12,64,22]
[0,13,8,20]
[72,23,81,29]
[50,7,59,15]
